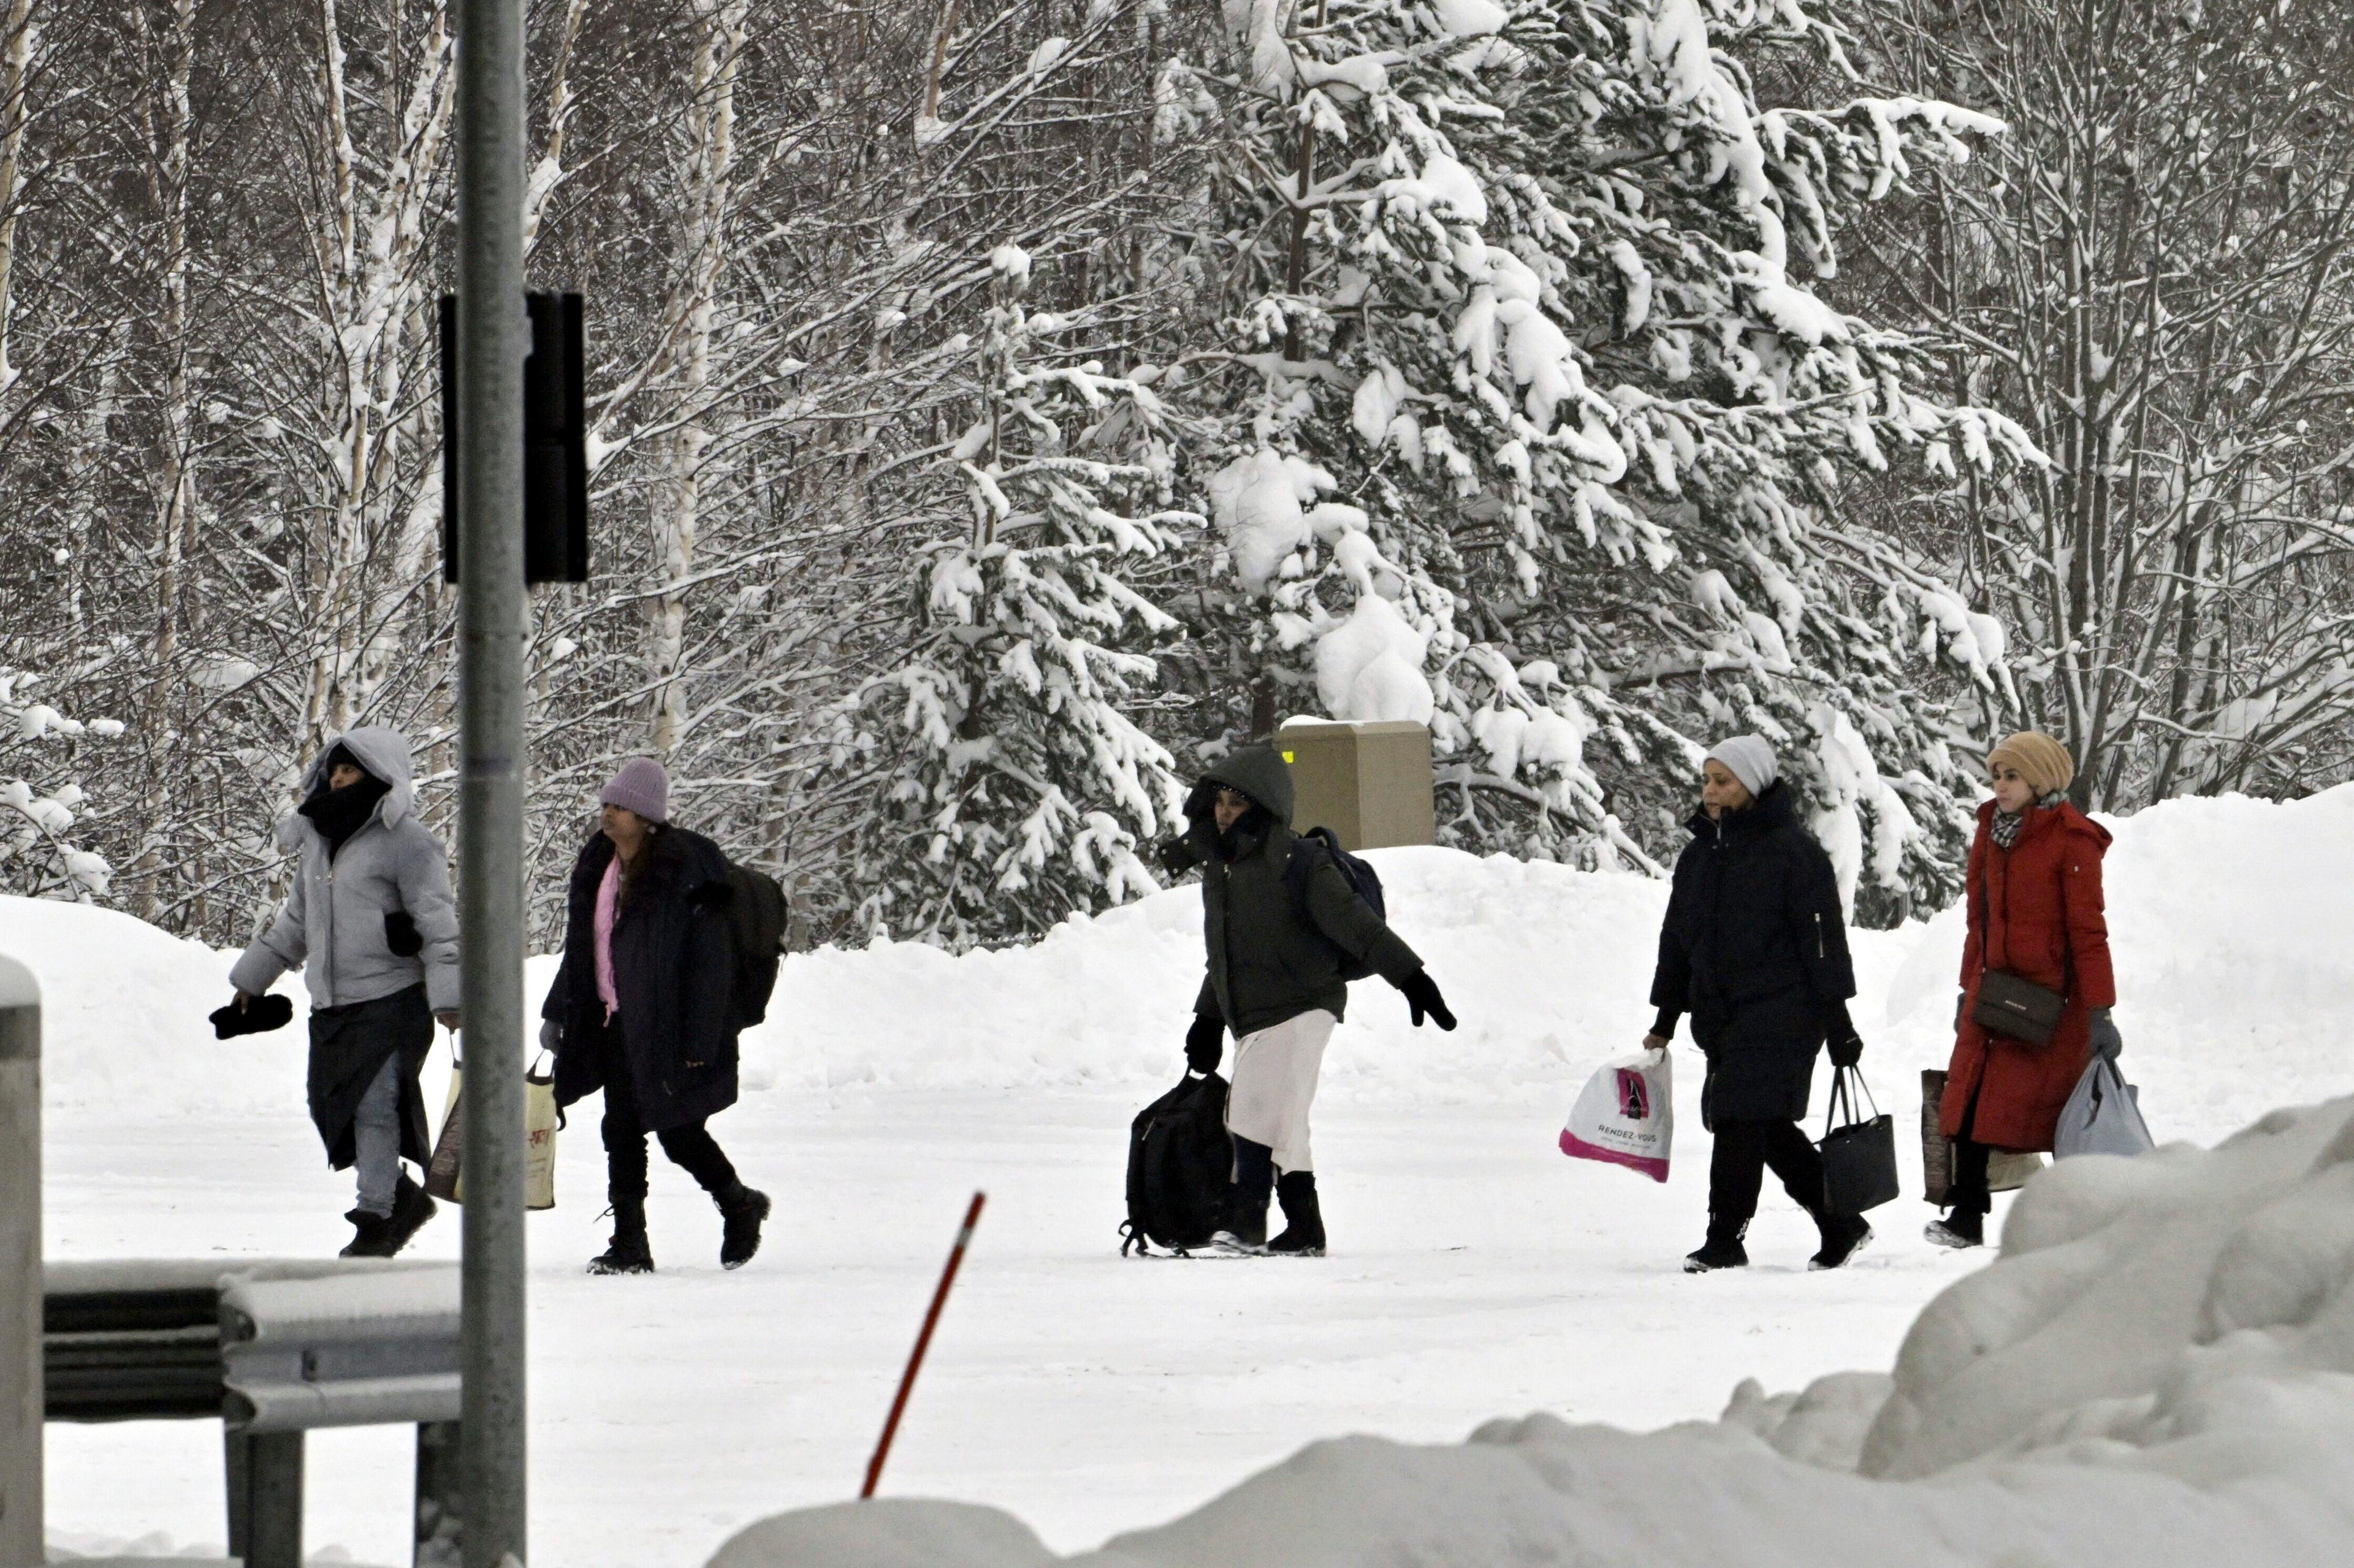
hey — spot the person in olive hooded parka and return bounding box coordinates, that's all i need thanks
[1156,744,1457,1257]
[1647,735,1873,1274]
[541,758,770,1275]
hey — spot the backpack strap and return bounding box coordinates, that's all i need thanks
[1282,827,1336,907]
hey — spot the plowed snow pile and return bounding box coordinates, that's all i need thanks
[715,1095,2354,1567]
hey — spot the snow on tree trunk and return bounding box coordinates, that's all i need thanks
[647,0,750,758]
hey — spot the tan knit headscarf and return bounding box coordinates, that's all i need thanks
[1985,731,2074,797]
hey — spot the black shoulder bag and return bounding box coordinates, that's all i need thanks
[1817,1065,1899,1217]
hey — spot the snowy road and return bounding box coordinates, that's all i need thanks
[49,1081,1994,1567]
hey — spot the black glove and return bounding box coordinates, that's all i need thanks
[1828,1028,1864,1070]
[384,911,422,956]
[211,992,294,1040]
[1154,835,1198,877]
[2090,1008,2122,1062]
[1401,970,1457,1031]
[1185,1014,1224,1075]
[539,1018,563,1055]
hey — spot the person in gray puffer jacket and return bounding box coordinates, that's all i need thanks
[228,726,459,1258]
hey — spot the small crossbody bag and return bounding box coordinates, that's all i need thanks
[1971,969,2065,1046]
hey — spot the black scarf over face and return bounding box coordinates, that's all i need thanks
[299,751,390,860]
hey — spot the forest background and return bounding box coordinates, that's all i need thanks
[4,0,2351,951]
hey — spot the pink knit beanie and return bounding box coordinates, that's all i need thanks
[600,757,670,824]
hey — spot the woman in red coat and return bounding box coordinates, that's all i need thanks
[1930,731,2121,1249]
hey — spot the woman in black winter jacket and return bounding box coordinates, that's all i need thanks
[1646,735,1872,1273]
[540,758,769,1274]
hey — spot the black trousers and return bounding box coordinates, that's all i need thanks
[1945,1083,1993,1217]
[1708,1118,1825,1225]
[594,1016,738,1206]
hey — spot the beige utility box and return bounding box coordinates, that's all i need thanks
[1276,719,1436,850]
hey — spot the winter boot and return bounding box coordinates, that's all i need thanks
[717,1184,771,1270]
[588,1201,655,1275]
[1267,1171,1327,1257]
[1683,1217,1750,1273]
[1809,1211,1873,1271]
[380,1172,438,1257]
[1211,1138,1274,1256]
[339,1208,394,1259]
[1924,1206,1984,1250]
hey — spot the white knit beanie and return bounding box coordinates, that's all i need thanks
[1704,734,1778,799]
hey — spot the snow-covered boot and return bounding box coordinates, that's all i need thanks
[1267,1171,1326,1257]
[339,1208,394,1259]
[1683,1217,1749,1273]
[588,1201,655,1275]
[717,1184,771,1270]
[380,1173,438,1257]
[1924,1206,1984,1250]
[1809,1211,1872,1271]
[1211,1137,1274,1255]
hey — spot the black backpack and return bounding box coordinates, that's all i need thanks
[720,857,788,1028]
[1120,1071,1235,1255]
[1283,826,1387,983]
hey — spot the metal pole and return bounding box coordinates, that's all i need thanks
[454,0,528,1562]
[0,957,39,1568]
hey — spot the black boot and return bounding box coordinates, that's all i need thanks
[1810,1211,1873,1271]
[1925,1205,1984,1250]
[1267,1171,1326,1257]
[1683,1216,1750,1273]
[339,1208,393,1259]
[381,1173,438,1257]
[717,1184,771,1270]
[588,1200,655,1275]
[1211,1138,1274,1255]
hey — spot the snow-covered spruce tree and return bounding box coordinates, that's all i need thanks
[0,669,122,901]
[1179,0,2038,915]
[826,246,1200,948]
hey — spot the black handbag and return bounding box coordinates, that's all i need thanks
[1818,1066,1899,1217]
[1971,969,2065,1046]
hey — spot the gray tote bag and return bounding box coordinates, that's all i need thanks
[2055,1054,2154,1159]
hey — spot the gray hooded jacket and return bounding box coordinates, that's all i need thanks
[229,726,460,1011]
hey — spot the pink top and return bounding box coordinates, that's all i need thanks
[593,856,622,1021]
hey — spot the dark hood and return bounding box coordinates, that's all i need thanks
[1194,745,1296,828]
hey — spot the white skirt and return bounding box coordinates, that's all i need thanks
[1225,1008,1338,1173]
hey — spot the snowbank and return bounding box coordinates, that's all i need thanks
[712,1096,2354,1567]
[10,784,2354,1125]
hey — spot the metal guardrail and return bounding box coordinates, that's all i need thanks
[41,1260,462,1568]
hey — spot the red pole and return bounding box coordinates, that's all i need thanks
[861,1190,987,1499]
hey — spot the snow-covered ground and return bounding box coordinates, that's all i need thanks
[18,787,2354,1565]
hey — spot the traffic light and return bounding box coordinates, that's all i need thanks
[438,292,588,584]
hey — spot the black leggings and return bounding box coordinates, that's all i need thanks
[1708,1118,1824,1224]
[595,1017,737,1206]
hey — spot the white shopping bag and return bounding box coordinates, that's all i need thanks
[1559,1046,1673,1182]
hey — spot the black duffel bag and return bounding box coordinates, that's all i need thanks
[1818,1065,1899,1217]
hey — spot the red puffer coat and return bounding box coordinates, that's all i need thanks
[1941,799,2116,1152]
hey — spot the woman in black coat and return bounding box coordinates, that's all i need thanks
[541,758,769,1274]
[1646,735,1871,1273]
